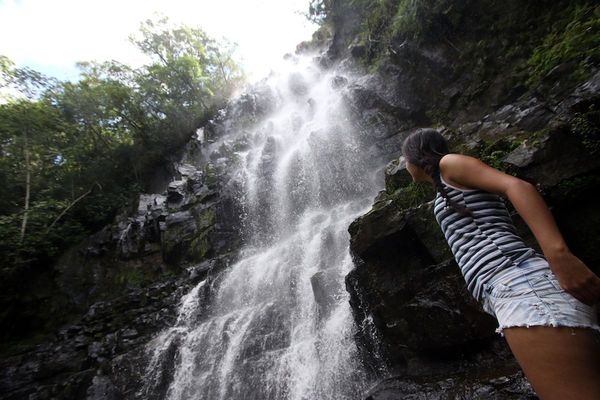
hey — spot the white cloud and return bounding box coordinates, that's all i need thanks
[0,0,318,82]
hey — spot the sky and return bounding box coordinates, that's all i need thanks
[0,0,319,83]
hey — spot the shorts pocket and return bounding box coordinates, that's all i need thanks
[484,280,535,300]
[534,272,591,312]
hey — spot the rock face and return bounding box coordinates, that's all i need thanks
[364,370,537,400]
[3,2,600,399]
[0,257,231,400]
[314,1,600,396]
[342,52,600,400]
[0,82,267,398]
[50,157,242,315]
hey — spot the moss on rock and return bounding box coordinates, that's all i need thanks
[570,104,600,155]
[203,163,219,188]
[388,183,436,212]
[194,207,216,231]
[527,4,600,86]
[114,268,145,288]
[189,230,213,261]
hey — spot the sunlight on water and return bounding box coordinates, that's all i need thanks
[138,54,388,400]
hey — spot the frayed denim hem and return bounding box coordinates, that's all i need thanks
[495,323,600,337]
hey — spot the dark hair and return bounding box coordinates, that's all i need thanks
[401,129,472,216]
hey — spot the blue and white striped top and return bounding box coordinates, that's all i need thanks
[433,174,542,302]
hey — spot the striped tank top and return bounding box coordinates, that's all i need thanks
[433,174,542,302]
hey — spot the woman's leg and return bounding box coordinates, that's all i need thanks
[503,326,600,400]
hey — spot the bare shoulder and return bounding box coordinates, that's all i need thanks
[439,153,522,195]
[439,153,480,169]
[438,154,481,190]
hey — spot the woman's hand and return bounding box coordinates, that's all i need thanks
[548,250,600,306]
[439,154,600,306]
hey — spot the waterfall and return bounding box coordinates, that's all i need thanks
[138,55,388,400]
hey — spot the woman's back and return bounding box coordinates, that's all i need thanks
[434,173,541,301]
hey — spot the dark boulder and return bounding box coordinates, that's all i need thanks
[383,157,412,194]
[364,370,536,400]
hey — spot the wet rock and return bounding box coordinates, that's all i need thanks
[503,124,600,188]
[82,226,113,258]
[364,370,536,400]
[383,157,412,194]
[458,121,483,136]
[0,271,198,398]
[161,211,198,263]
[370,131,408,159]
[166,180,186,206]
[555,69,600,115]
[485,97,554,132]
[349,43,366,59]
[346,191,537,370]
[331,75,348,89]
[121,329,138,339]
[310,270,341,321]
[85,375,121,400]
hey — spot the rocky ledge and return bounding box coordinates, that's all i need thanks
[344,68,600,398]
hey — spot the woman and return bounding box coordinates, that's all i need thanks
[401,128,600,400]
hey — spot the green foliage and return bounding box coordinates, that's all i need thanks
[389,0,454,41]
[0,16,244,273]
[453,133,527,174]
[571,104,600,154]
[114,268,145,287]
[131,16,244,105]
[556,174,600,196]
[1,55,57,99]
[476,137,521,173]
[316,0,597,94]
[389,182,436,212]
[527,4,600,85]
[306,0,330,24]
[549,172,600,207]
[203,162,219,188]
[341,0,473,67]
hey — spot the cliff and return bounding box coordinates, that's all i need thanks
[315,0,600,397]
[1,1,599,398]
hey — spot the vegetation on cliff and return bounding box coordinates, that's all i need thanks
[0,17,243,274]
[310,0,599,91]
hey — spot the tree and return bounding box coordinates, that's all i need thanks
[0,17,245,271]
[1,55,57,100]
[0,98,80,265]
[130,16,244,143]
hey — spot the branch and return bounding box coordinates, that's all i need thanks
[45,182,102,233]
[443,36,462,55]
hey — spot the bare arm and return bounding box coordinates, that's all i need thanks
[439,153,600,305]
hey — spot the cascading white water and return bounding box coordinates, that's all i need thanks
[139,55,389,400]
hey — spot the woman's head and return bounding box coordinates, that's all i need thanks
[401,128,449,179]
[401,128,472,216]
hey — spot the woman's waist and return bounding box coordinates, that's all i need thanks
[452,234,537,262]
[462,249,546,301]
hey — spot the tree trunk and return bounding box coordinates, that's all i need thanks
[19,130,31,243]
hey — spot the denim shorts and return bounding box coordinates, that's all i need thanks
[481,255,600,337]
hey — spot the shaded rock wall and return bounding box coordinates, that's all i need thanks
[318,1,600,397]
[2,2,599,398]
[0,84,270,398]
[346,74,600,400]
